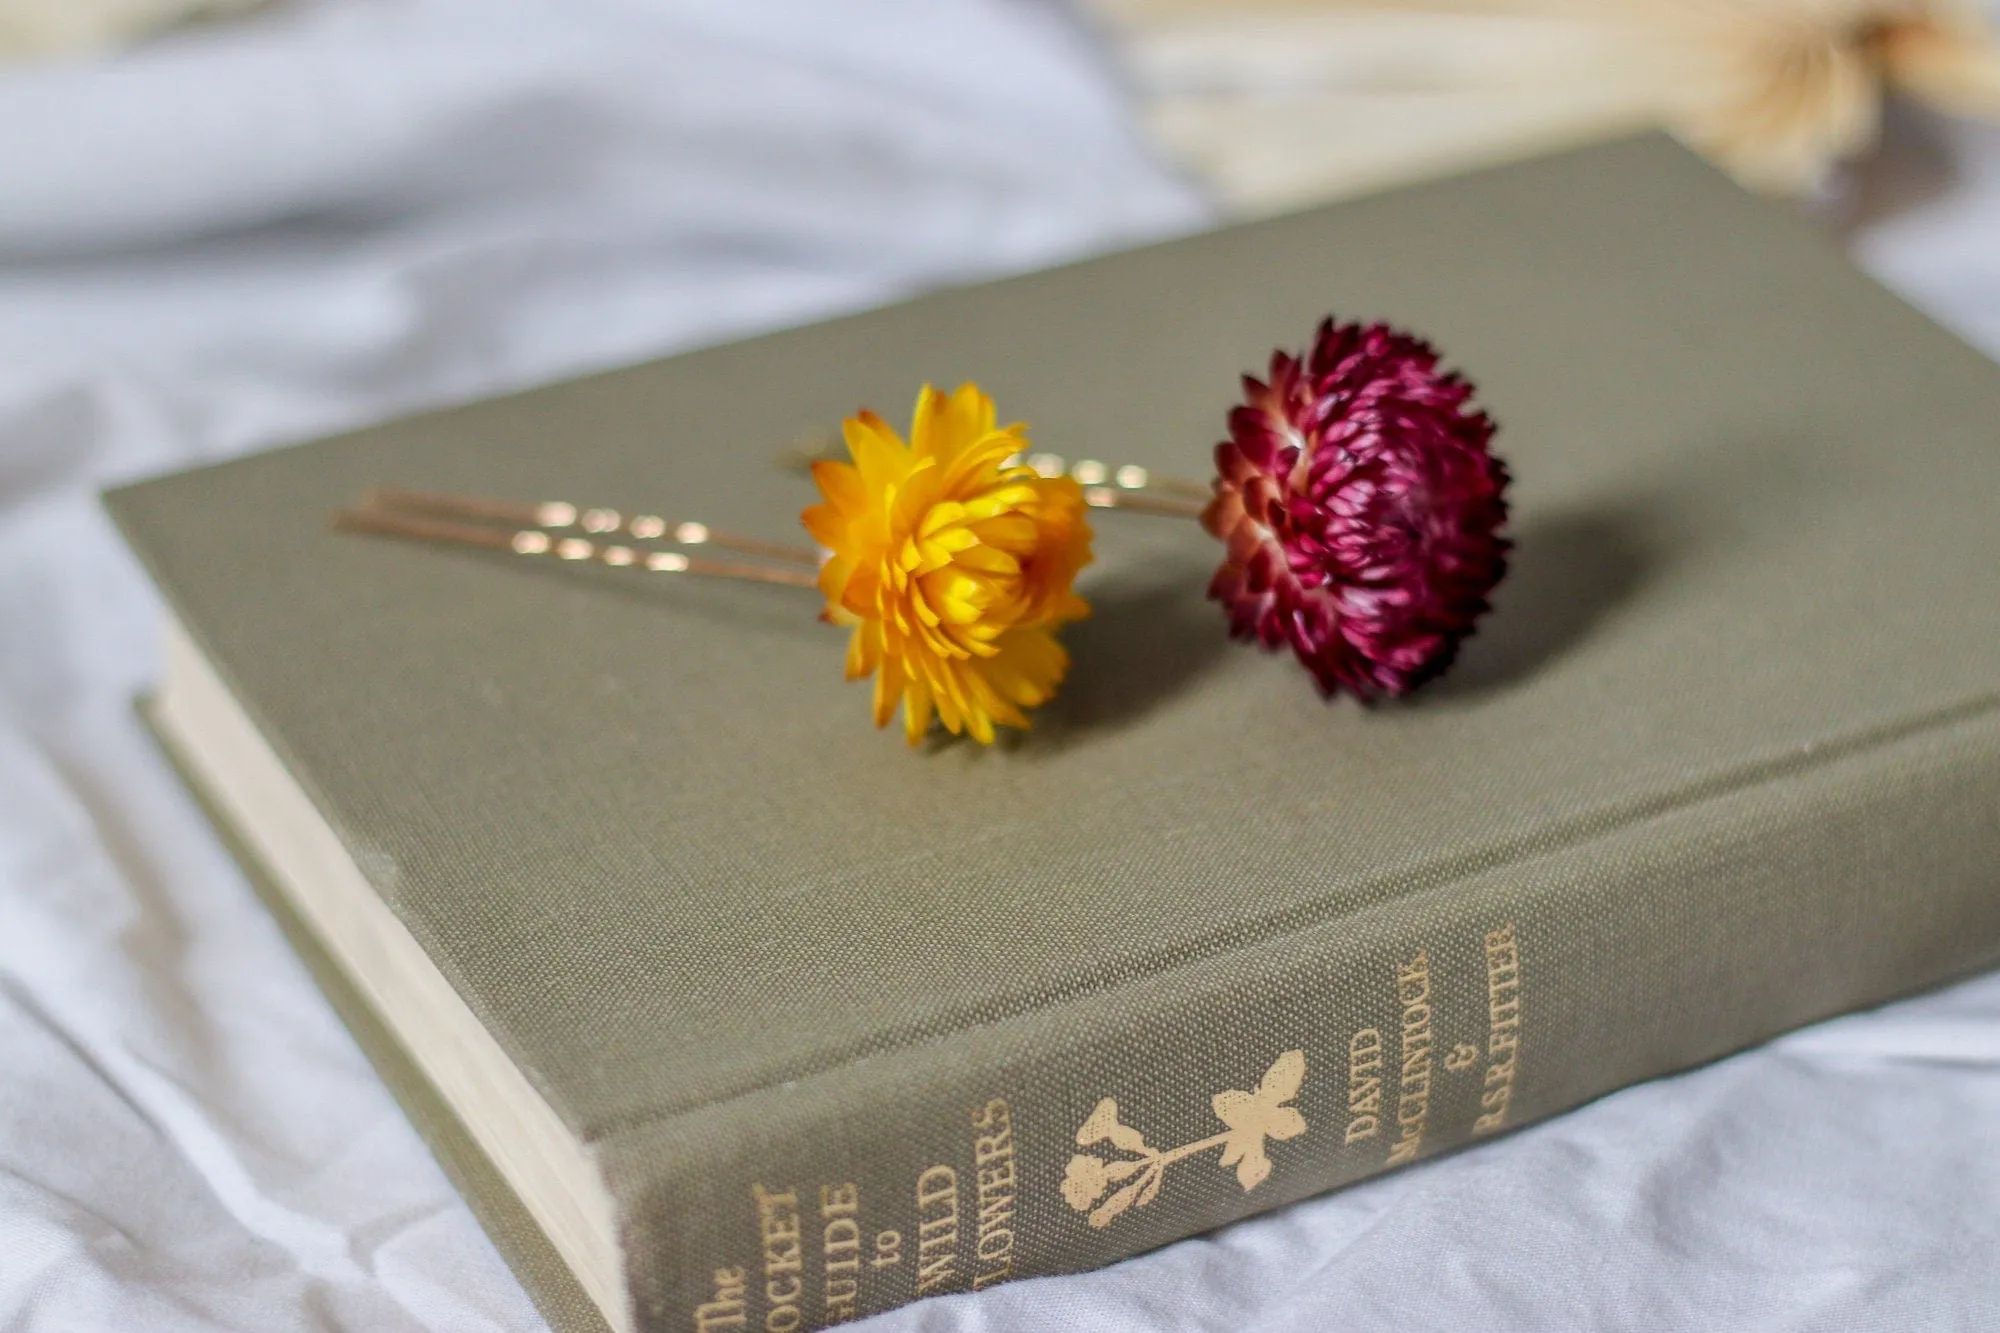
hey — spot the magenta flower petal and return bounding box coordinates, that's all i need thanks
[1201,317,1511,699]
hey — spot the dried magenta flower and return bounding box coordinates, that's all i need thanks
[1202,317,1511,699]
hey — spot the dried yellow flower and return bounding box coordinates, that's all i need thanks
[803,384,1093,745]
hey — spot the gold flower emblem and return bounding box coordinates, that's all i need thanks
[1060,1051,1307,1229]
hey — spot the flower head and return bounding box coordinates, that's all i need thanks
[1061,1154,1113,1211]
[1202,318,1510,699]
[804,384,1093,744]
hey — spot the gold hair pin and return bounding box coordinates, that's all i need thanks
[778,440,1209,518]
[336,384,1116,745]
[333,487,822,587]
[339,317,1512,740]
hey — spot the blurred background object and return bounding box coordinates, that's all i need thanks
[0,0,260,59]
[1084,0,2000,209]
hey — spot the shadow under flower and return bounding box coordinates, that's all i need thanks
[1427,504,1655,700]
[1017,553,1232,747]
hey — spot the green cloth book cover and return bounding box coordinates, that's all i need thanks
[106,135,2000,1332]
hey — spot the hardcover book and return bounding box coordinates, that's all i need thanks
[107,134,2000,1333]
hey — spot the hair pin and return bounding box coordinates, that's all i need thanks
[778,442,1211,515]
[342,486,821,571]
[335,383,1097,746]
[336,315,1511,745]
[329,503,824,588]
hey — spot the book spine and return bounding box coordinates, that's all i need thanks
[606,703,2000,1332]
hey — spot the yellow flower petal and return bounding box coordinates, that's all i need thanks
[902,674,935,746]
[802,502,848,552]
[843,624,879,682]
[810,458,867,515]
[910,382,997,465]
[872,654,903,730]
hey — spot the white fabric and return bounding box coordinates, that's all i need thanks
[1,3,1997,1330]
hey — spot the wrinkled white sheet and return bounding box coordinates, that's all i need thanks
[2,3,1997,1330]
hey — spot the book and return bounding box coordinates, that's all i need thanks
[106,133,2000,1333]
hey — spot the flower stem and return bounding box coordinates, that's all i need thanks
[1151,1131,1233,1168]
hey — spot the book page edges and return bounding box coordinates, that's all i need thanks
[151,613,631,1333]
